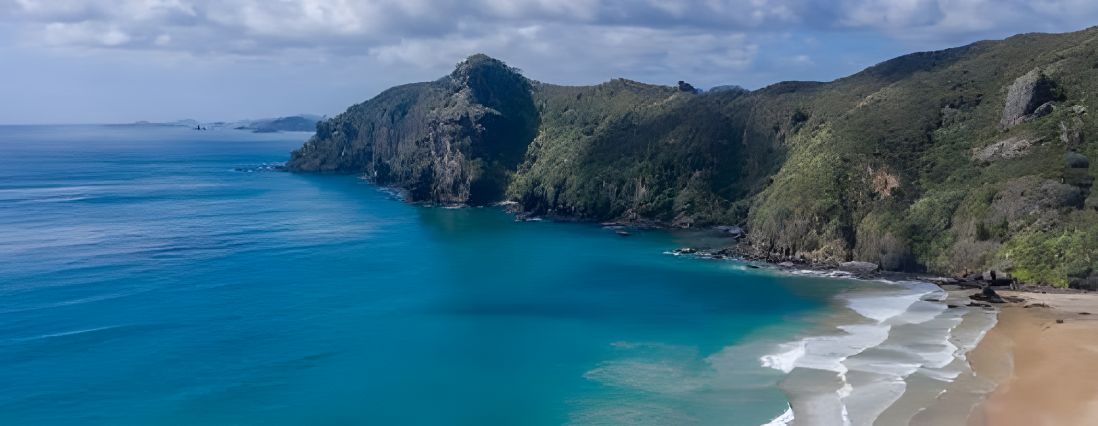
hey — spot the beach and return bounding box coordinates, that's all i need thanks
[967,290,1098,425]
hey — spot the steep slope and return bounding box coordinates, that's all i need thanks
[287,54,537,204]
[289,28,1098,286]
[744,29,1098,284]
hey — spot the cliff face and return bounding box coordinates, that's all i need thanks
[289,28,1098,287]
[287,54,537,204]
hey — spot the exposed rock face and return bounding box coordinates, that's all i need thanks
[972,135,1040,162]
[1000,69,1056,129]
[1060,116,1085,146]
[287,55,537,204]
[839,261,879,274]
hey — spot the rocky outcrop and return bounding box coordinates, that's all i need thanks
[1000,69,1056,130]
[287,55,537,205]
[971,286,1006,304]
[839,261,880,274]
[972,135,1040,163]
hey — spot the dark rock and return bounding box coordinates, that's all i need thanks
[1056,319,1065,324]
[982,270,1014,286]
[970,286,1007,303]
[677,81,698,93]
[714,225,745,237]
[1070,275,1098,291]
[1033,101,1054,118]
[968,302,992,308]
[1081,312,1092,315]
[838,261,879,274]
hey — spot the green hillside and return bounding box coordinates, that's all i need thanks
[288,28,1098,287]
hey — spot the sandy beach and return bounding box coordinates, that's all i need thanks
[967,290,1098,426]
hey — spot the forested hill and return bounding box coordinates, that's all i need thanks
[288,29,1098,287]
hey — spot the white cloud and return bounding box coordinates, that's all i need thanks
[1,0,1097,90]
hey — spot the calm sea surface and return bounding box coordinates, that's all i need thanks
[0,125,865,425]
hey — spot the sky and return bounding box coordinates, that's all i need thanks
[1,1,1097,124]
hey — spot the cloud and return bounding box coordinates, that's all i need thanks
[836,0,1098,42]
[3,1,1095,62]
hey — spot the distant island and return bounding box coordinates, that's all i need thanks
[128,114,322,133]
[287,28,1098,290]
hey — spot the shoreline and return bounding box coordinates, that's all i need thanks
[964,291,1098,425]
[667,246,1098,425]
[414,200,1098,424]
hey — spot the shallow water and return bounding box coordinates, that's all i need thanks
[0,125,990,425]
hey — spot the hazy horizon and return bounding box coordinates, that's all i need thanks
[3,1,1098,125]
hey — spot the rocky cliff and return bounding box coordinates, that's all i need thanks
[289,28,1098,287]
[287,54,537,204]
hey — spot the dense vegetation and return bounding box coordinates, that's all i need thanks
[288,28,1098,287]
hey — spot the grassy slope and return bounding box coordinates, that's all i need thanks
[743,29,1098,283]
[290,29,1098,285]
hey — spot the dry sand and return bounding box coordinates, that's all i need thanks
[968,291,1098,426]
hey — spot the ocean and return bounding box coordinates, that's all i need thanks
[0,125,993,425]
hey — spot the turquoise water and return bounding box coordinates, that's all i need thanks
[0,125,862,425]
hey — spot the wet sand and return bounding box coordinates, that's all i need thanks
[968,291,1098,426]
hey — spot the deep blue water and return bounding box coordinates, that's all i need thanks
[0,125,860,425]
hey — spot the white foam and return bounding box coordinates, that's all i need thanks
[760,280,999,426]
[845,290,928,323]
[761,405,795,426]
[760,341,806,373]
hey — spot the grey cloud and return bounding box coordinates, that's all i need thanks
[2,0,1097,86]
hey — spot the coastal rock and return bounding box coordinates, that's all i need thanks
[838,261,879,274]
[1069,275,1098,291]
[714,225,745,237]
[982,270,1014,286]
[287,54,538,205]
[1000,68,1056,129]
[971,286,1007,304]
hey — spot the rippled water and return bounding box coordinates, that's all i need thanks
[0,125,987,425]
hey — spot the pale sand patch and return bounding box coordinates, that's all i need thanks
[968,291,1098,426]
